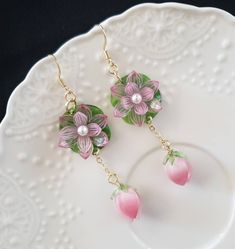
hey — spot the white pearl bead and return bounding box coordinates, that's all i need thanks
[131,93,142,104]
[77,125,89,136]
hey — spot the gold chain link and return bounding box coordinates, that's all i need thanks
[99,25,121,82]
[94,150,121,187]
[147,117,172,154]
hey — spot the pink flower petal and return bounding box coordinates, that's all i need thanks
[113,104,129,118]
[140,87,154,101]
[93,131,109,147]
[80,144,93,159]
[134,102,148,115]
[58,137,70,148]
[127,71,142,85]
[166,157,192,185]
[77,136,93,159]
[143,80,159,91]
[129,111,145,126]
[111,84,125,98]
[121,96,134,110]
[115,188,140,220]
[90,114,108,129]
[73,111,88,127]
[77,104,92,122]
[124,82,139,96]
[87,123,102,137]
[59,126,77,141]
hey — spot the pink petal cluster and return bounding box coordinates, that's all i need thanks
[166,157,192,185]
[111,71,162,126]
[114,186,140,220]
[59,104,109,159]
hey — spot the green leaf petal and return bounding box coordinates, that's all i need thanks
[111,188,120,200]
[172,150,185,158]
[69,140,80,153]
[119,183,129,192]
[110,95,119,107]
[170,156,175,165]
[163,155,170,165]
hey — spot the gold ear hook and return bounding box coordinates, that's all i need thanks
[49,54,77,112]
[99,24,108,57]
[50,54,69,92]
[98,24,121,82]
[51,54,62,85]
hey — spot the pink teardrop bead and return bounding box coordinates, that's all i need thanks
[166,157,192,185]
[115,188,140,220]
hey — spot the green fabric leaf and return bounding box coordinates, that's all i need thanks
[88,105,104,115]
[142,74,151,82]
[110,95,119,107]
[69,139,80,154]
[59,114,74,129]
[163,155,170,165]
[122,112,134,125]
[172,150,185,158]
[111,188,121,200]
[119,183,129,191]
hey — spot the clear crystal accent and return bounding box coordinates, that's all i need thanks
[150,99,161,111]
[93,137,105,146]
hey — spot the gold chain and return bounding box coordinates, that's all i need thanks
[93,149,121,187]
[147,117,172,154]
[99,25,121,82]
[50,54,77,111]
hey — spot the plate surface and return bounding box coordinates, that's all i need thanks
[1,3,235,249]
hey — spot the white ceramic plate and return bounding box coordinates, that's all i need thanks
[1,3,235,249]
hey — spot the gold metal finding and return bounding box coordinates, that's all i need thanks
[50,54,77,111]
[147,117,172,154]
[99,24,122,82]
[93,149,121,187]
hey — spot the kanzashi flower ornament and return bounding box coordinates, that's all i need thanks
[111,71,162,126]
[59,104,109,159]
[99,25,192,186]
[51,54,140,220]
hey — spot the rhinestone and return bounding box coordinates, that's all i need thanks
[150,100,162,111]
[93,137,105,147]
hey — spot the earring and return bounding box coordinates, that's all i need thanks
[98,25,192,186]
[49,54,140,220]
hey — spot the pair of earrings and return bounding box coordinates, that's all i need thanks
[51,25,192,220]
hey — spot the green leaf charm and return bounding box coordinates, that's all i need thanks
[163,150,185,165]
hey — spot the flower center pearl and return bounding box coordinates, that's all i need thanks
[131,93,142,104]
[77,125,89,136]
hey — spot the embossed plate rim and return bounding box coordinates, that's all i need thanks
[1,2,235,134]
[0,3,235,248]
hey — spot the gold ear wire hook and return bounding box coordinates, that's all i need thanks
[98,24,121,82]
[99,24,111,61]
[51,54,63,88]
[50,54,69,92]
[49,54,77,112]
